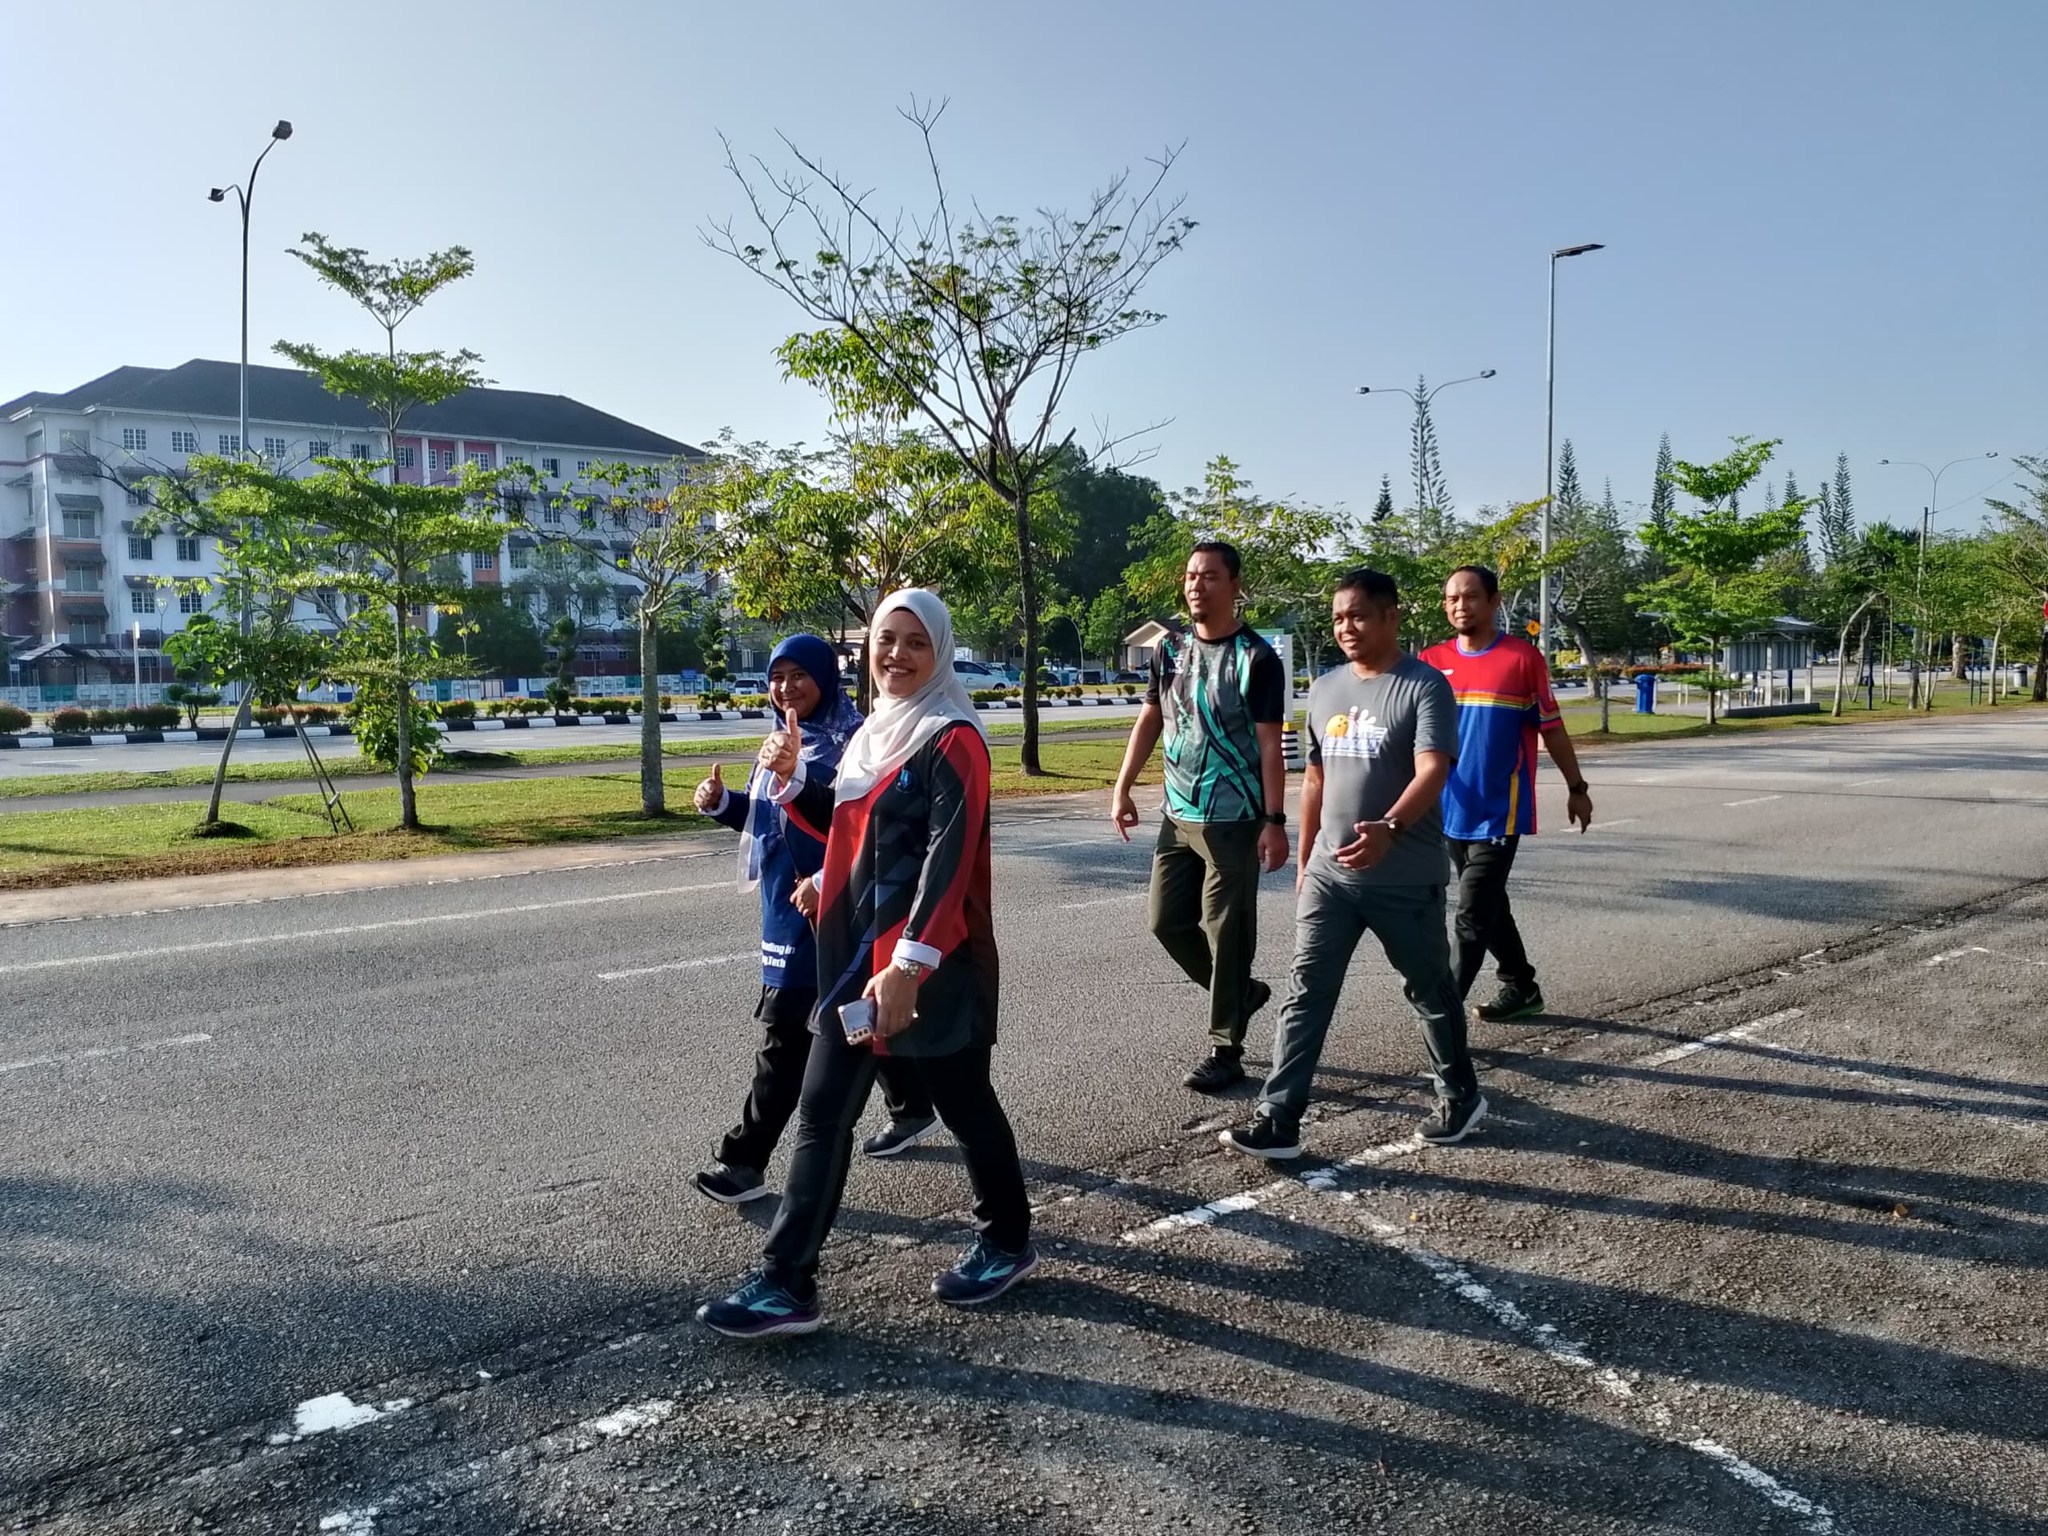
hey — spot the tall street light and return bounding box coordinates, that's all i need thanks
[1879,451,1998,708]
[209,119,293,463]
[1542,242,1604,660]
[1355,370,1498,517]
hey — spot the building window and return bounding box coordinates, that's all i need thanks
[176,536,202,562]
[127,482,149,506]
[131,588,158,615]
[171,430,198,454]
[122,427,148,452]
[542,499,563,526]
[60,429,90,453]
[396,446,415,469]
[613,589,635,620]
[65,567,99,592]
[263,436,288,459]
[508,546,529,571]
[474,551,496,572]
[350,443,371,461]
[308,439,330,458]
[70,621,103,645]
[434,448,455,473]
[541,456,560,477]
[466,448,493,468]
[128,535,154,560]
[575,460,590,474]
[218,433,241,455]
[179,590,205,615]
[62,510,98,539]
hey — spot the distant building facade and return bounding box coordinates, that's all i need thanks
[1,359,699,692]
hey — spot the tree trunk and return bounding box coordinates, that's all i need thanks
[1951,633,1968,683]
[1987,627,2002,706]
[202,692,253,826]
[1831,594,1878,719]
[395,599,418,831]
[1566,622,1605,733]
[2034,626,2048,703]
[1013,486,1043,776]
[639,605,664,816]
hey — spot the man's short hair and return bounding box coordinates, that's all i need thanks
[1447,563,1500,598]
[1189,540,1242,579]
[1334,567,1400,611]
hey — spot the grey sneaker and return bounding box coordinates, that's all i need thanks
[1475,985,1545,1022]
[1418,1095,1489,1145]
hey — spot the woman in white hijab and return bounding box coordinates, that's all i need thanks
[697,589,1036,1337]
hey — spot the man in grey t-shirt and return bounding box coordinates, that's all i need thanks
[1222,568,1488,1159]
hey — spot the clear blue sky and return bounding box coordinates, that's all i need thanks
[5,0,2041,535]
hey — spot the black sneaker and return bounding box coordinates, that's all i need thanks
[1475,985,1546,1022]
[1246,978,1273,1018]
[696,1272,822,1338]
[1184,1049,1245,1094]
[1220,1114,1301,1161]
[1418,1095,1489,1145]
[861,1115,941,1159]
[932,1238,1040,1306]
[693,1162,771,1204]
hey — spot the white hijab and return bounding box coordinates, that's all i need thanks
[834,589,987,804]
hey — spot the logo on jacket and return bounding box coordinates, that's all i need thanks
[896,767,914,790]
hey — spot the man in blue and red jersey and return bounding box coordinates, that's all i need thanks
[1419,565,1594,1022]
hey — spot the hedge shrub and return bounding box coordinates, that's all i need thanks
[0,703,30,734]
[49,707,90,732]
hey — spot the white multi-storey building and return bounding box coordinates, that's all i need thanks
[1,359,699,691]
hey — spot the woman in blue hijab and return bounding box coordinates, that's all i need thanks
[692,633,938,1204]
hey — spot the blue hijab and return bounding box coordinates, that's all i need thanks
[738,633,863,888]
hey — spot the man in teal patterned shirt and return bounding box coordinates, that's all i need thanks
[1111,542,1290,1092]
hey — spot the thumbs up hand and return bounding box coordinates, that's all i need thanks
[757,706,802,780]
[693,761,726,813]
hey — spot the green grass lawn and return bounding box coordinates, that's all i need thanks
[0,741,1156,890]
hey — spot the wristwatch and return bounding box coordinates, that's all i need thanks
[1567,780,1590,796]
[1264,810,1286,827]
[893,956,930,980]
[1380,815,1403,836]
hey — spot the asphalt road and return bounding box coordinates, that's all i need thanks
[2,714,2044,1534]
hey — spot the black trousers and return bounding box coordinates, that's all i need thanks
[715,985,932,1172]
[1449,837,1537,998]
[763,1025,1030,1296]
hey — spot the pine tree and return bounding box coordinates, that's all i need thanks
[1821,452,1857,566]
[1783,470,1800,506]
[1372,474,1394,524]
[1410,375,1452,519]
[1555,438,1587,518]
[1648,433,1676,534]
[1763,479,1778,511]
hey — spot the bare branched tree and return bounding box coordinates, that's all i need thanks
[704,99,1194,772]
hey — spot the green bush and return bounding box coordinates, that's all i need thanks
[132,703,182,729]
[49,707,90,732]
[86,708,126,730]
[439,699,477,721]
[347,689,443,775]
[251,706,287,726]
[0,703,30,734]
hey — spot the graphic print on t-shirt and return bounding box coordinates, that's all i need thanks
[1321,707,1388,760]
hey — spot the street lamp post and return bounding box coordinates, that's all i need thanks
[1542,243,1604,662]
[1354,370,1498,518]
[209,119,293,464]
[1878,452,1998,709]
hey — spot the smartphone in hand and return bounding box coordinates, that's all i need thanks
[837,998,875,1047]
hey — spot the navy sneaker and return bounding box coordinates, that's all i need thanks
[1418,1094,1489,1145]
[861,1115,942,1159]
[931,1238,1040,1307]
[1220,1113,1302,1161]
[696,1272,822,1338]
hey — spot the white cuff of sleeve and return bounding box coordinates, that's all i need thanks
[767,758,808,805]
[892,939,944,971]
[710,787,730,815]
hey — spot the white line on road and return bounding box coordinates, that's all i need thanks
[1588,817,1643,831]
[0,882,733,976]
[1846,777,1890,787]
[1925,946,1991,967]
[0,1031,212,1075]
[597,952,750,981]
[1723,794,1784,807]
[1353,1207,1836,1533]
[1059,893,1145,911]
[1639,1009,1803,1067]
[1119,1134,1425,1243]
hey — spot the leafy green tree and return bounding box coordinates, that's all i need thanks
[698,604,730,703]
[1047,451,1164,607]
[1550,468,1634,728]
[1631,436,1811,724]
[438,589,545,682]
[1083,588,1136,670]
[708,101,1193,773]
[544,616,580,709]
[527,454,728,814]
[1984,456,2048,701]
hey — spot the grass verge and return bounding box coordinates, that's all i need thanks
[0,742,1154,891]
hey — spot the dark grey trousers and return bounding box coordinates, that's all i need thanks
[1259,866,1479,1126]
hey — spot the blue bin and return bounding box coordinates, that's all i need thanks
[1633,672,1657,714]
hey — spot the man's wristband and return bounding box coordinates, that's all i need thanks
[1567,780,1589,796]
[1264,810,1286,827]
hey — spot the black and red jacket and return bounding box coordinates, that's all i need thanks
[776,721,998,1057]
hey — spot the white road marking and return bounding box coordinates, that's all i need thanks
[269,1391,413,1445]
[0,882,732,976]
[597,952,751,981]
[1352,1209,1836,1532]
[1846,777,1890,787]
[1750,1040,2041,1134]
[1588,817,1642,831]
[0,1031,212,1075]
[318,1511,379,1535]
[1925,946,1991,966]
[1639,1009,1803,1067]
[1120,1134,1425,1243]
[1723,794,1783,807]
[583,1398,676,1437]
[1058,893,1145,911]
